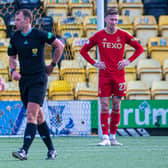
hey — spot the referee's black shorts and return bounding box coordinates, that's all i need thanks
[19,72,47,108]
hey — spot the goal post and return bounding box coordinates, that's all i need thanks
[97,0,104,138]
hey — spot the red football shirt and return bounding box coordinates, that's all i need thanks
[80,28,144,74]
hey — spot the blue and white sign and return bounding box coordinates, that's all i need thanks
[0,101,91,136]
[47,101,91,136]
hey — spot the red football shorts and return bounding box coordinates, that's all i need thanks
[98,73,126,97]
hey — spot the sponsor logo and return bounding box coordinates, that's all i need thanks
[123,101,168,127]
[102,42,123,49]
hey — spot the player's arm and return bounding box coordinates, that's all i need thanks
[80,35,106,69]
[50,38,65,67]
[8,38,21,80]
[9,55,21,80]
[118,33,144,70]
[126,34,144,63]
[80,36,97,66]
[40,30,64,75]
[46,38,64,75]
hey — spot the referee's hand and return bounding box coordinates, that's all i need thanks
[12,71,21,81]
[46,64,54,76]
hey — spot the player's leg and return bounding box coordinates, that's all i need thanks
[97,75,113,146]
[37,108,57,160]
[110,96,123,146]
[12,102,39,160]
[97,97,111,146]
[109,74,126,146]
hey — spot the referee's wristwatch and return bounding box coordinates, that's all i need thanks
[51,62,56,67]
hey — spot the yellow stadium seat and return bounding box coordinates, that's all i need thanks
[119,0,143,23]
[75,82,98,100]
[158,15,168,37]
[57,16,83,38]
[71,38,96,60]
[0,75,8,83]
[0,30,6,38]
[60,60,86,88]
[48,80,74,100]
[125,44,147,66]
[163,59,168,81]
[0,38,9,51]
[107,0,118,8]
[47,75,59,90]
[61,29,83,39]
[134,16,158,46]
[74,53,89,67]
[69,0,93,18]
[117,16,133,34]
[0,39,10,80]
[0,48,9,67]
[148,37,168,66]
[0,60,8,82]
[45,59,60,80]
[46,0,68,22]
[0,82,21,100]
[151,81,168,99]
[86,63,98,86]
[83,16,97,37]
[125,64,137,83]
[126,81,151,100]
[137,59,162,88]
[0,17,6,28]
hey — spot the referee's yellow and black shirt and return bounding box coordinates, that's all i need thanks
[8,28,56,76]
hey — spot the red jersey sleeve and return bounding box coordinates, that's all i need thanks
[125,31,144,63]
[80,33,98,65]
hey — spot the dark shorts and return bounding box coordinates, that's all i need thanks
[98,73,126,97]
[19,73,48,108]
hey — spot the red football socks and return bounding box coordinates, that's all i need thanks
[101,112,109,135]
[110,110,120,134]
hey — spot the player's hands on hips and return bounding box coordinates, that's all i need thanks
[46,64,54,76]
[94,61,107,70]
[12,71,21,81]
[118,59,130,70]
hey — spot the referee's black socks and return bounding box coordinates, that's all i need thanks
[37,121,54,151]
[22,123,37,154]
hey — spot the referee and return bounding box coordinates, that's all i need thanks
[8,9,64,160]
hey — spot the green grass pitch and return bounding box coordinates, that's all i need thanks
[0,136,168,168]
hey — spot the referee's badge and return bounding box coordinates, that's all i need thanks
[32,48,38,56]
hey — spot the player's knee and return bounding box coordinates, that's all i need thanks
[100,98,110,111]
[112,103,120,111]
[37,115,44,124]
[101,103,109,111]
[27,112,37,123]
